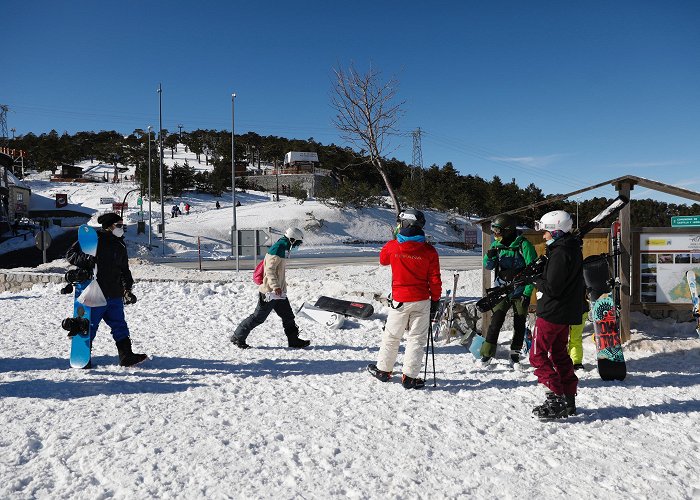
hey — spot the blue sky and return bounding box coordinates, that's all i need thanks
[3,1,700,204]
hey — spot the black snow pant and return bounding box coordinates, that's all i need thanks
[233,293,299,341]
[485,295,529,352]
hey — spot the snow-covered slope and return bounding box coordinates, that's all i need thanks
[1,265,699,498]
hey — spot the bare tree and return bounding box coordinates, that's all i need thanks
[331,64,404,214]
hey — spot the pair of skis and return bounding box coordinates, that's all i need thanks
[432,273,459,342]
[686,270,700,337]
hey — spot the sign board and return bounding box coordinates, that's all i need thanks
[100,197,116,205]
[639,232,700,304]
[113,202,128,212]
[34,231,52,251]
[55,193,68,208]
[234,228,272,258]
[137,197,143,206]
[671,216,700,227]
[464,228,478,247]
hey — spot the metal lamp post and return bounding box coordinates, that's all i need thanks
[231,92,238,271]
[147,125,152,249]
[158,83,165,256]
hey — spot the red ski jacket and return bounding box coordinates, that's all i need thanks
[380,239,442,302]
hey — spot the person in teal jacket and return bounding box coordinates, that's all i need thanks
[481,215,538,365]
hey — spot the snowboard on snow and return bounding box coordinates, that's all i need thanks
[297,302,345,329]
[686,270,700,337]
[61,225,99,369]
[314,296,374,319]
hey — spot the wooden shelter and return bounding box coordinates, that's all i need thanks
[474,175,700,342]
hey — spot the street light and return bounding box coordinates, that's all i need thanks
[147,125,152,249]
[10,128,15,140]
[158,83,165,256]
[231,92,238,271]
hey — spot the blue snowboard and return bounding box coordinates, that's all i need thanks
[69,225,99,368]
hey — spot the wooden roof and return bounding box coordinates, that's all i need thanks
[474,175,700,225]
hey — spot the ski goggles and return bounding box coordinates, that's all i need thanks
[114,223,124,228]
[534,221,556,231]
[490,225,503,235]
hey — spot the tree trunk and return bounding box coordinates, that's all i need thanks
[374,159,401,216]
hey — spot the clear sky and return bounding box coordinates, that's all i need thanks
[3,1,700,204]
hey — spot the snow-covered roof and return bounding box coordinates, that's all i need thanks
[5,169,30,190]
[28,193,95,215]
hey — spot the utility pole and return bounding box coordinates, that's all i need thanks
[10,128,15,140]
[147,125,153,249]
[158,83,165,256]
[177,124,183,142]
[231,92,238,271]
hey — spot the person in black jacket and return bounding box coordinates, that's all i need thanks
[66,213,147,367]
[530,210,583,419]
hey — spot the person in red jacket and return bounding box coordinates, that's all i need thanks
[367,209,442,389]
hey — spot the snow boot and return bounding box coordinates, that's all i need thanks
[573,363,585,371]
[479,356,492,367]
[565,394,577,416]
[401,374,425,390]
[509,350,521,368]
[287,336,310,349]
[230,335,251,349]
[115,338,147,367]
[367,364,391,382]
[532,392,568,420]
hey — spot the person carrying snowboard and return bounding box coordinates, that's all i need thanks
[367,209,442,389]
[530,210,582,419]
[481,214,537,366]
[230,228,310,349]
[65,213,147,367]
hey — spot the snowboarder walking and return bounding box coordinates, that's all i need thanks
[367,209,442,389]
[65,213,147,367]
[530,210,582,419]
[230,228,310,349]
[481,215,537,366]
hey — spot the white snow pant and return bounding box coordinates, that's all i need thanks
[376,299,430,378]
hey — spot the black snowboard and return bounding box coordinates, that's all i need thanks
[314,296,374,319]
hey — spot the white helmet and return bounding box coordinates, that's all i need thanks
[284,227,304,242]
[535,210,573,234]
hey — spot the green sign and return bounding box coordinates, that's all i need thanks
[671,215,700,227]
[137,197,143,205]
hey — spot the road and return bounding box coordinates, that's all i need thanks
[0,229,78,269]
[162,255,484,271]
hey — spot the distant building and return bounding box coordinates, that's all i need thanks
[0,155,31,223]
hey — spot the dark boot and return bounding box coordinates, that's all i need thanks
[532,392,568,419]
[367,364,391,382]
[565,394,577,416]
[288,336,310,348]
[115,338,148,367]
[230,334,251,349]
[401,374,425,390]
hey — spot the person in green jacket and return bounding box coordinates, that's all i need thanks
[481,215,538,365]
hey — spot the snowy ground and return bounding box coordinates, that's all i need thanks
[1,263,700,499]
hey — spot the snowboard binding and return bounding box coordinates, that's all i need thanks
[62,316,90,337]
[60,268,94,295]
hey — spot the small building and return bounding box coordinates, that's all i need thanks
[2,163,31,223]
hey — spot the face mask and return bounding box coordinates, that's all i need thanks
[112,227,124,238]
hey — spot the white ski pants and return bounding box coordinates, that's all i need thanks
[376,299,430,378]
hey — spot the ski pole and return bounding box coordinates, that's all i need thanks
[424,319,437,387]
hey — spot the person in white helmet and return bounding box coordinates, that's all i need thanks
[230,227,310,349]
[530,210,583,419]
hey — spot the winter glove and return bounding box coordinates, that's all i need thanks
[487,248,499,259]
[430,300,440,319]
[123,290,137,305]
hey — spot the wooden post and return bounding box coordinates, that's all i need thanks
[617,182,633,342]
[481,222,492,335]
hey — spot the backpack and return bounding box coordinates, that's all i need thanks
[252,259,265,285]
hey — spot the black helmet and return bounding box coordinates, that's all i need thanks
[398,209,426,229]
[491,214,517,238]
